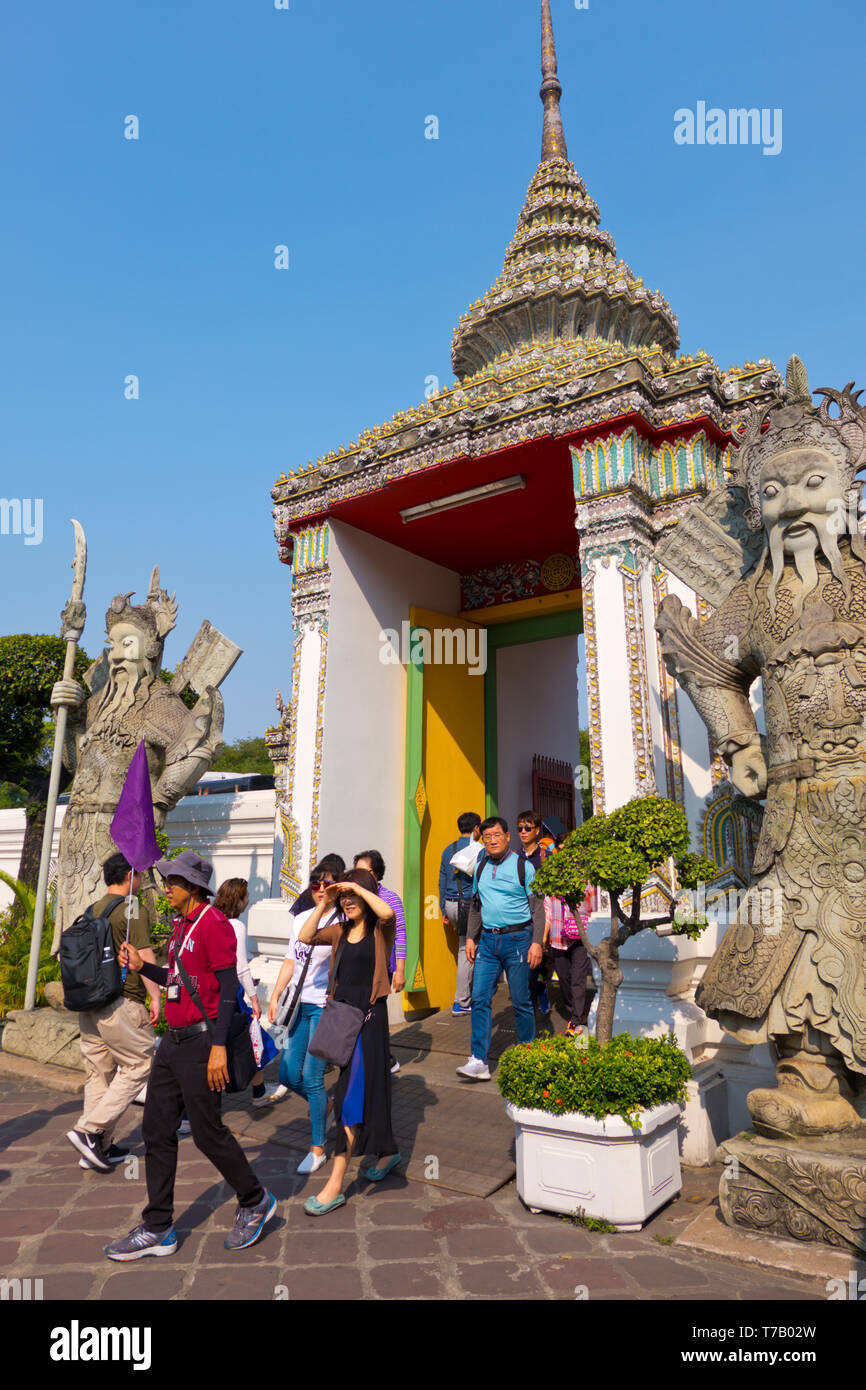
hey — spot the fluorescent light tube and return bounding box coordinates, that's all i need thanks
[400,475,526,523]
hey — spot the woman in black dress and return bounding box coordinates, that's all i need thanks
[296,867,399,1215]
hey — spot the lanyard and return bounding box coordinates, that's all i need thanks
[170,905,211,968]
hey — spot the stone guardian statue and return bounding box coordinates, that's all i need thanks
[656,358,866,1141]
[50,568,241,949]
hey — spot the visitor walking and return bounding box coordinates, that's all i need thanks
[353,850,405,1072]
[516,810,555,1015]
[289,854,346,916]
[457,818,544,1082]
[105,851,275,1260]
[65,852,161,1173]
[544,895,589,1035]
[297,868,399,1216]
[213,877,280,1107]
[267,868,339,1173]
[438,812,482,1016]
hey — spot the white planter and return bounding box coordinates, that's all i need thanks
[505,1100,682,1230]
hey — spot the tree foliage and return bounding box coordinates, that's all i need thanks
[0,872,60,1011]
[0,635,92,892]
[532,795,716,1043]
[0,635,90,784]
[210,735,272,777]
[159,666,198,711]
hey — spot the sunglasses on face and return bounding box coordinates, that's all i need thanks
[310,878,333,890]
[517,824,537,832]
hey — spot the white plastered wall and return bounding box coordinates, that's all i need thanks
[317,520,460,884]
[591,559,636,810]
[495,635,579,825]
[665,571,714,841]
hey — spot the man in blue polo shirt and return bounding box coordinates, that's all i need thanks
[456,817,544,1082]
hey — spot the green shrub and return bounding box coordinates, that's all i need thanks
[0,873,60,1013]
[497,1032,691,1129]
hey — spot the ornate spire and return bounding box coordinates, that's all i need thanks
[450,1,678,379]
[540,0,568,161]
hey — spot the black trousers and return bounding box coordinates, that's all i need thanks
[551,942,589,1026]
[141,1030,264,1232]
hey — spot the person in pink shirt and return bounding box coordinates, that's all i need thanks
[544,882,593,1036]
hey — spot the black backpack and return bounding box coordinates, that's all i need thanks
[59,903,124,1012]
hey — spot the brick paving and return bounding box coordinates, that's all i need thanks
[0,1061,834,1302]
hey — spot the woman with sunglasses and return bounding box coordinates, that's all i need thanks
[296,868,398,1215]
[267,870,339,1173]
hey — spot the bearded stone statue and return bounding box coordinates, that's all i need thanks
[656,358,866,1143]
[50,569,239,949]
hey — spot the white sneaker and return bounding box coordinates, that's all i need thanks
[177,1118,192,1136]
[456,1056,491,1081]
[269,1084,289,1103]
[251,1083,283,1109]
[296,1149,327,1175]
[132,1084,148,1105]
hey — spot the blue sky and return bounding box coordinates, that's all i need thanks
[1,0,864,742]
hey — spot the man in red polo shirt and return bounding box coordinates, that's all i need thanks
[104,851,275,1260]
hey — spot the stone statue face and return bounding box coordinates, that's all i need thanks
[99,620,153,715]
[758,448,850,618]
[107,621,147,671]
[758,448,843,553]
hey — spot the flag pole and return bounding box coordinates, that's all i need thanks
[24,520,87,1011]
[110,739,162,985]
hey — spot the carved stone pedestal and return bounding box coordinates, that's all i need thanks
[1,1008,83,1072]
[718,1130,866,1257]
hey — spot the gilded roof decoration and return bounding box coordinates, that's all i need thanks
[271,3,782,558]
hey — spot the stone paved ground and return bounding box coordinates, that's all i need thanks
[0,1067,833,1302]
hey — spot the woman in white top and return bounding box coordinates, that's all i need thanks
[267,869,338,1174]
[213,878,280,1108]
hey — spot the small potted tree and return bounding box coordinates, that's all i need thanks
[498,796,714,1226]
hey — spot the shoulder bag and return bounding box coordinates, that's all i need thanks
[307,936,372,1068]
[173,929,257,1094]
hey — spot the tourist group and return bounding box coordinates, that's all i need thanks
[63,810,592,1261]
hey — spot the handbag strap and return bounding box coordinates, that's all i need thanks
[326,930,348,997]
[281,941,315,1031]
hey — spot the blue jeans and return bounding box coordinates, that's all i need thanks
[470,928,535,1065]
[278,1003,327,1148]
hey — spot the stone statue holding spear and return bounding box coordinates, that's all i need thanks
[23,534,242,1012]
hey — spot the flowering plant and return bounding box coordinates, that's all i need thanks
[497,1031,691,1129]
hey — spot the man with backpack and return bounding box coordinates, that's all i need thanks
[456,817,545,1082]
[438,812,482,1016]
[65,852,161,1173]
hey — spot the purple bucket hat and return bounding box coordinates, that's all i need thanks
[154,850,214,893]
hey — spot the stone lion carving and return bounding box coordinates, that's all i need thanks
[656,357,866,1140]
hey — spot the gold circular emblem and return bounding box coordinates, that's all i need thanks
[540,553,575,591]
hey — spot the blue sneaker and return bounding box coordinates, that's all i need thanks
[104,1224,177,1261]
[451,1004,471,1016]
[224,1189,277,1250]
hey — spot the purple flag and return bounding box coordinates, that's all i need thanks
[110,740,161,871]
